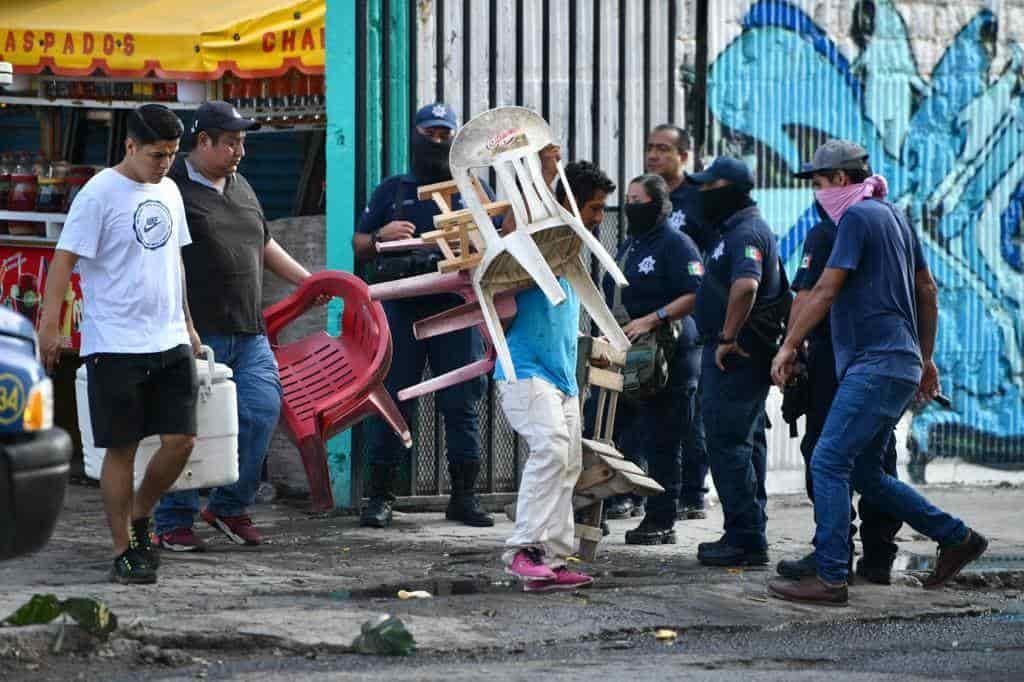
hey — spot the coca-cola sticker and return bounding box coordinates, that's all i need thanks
[486,128,528,154]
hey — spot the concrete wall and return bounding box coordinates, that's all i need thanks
[707,0,1024,470]
[261,214,326,497]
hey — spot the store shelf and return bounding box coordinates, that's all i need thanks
[0,95,199,110]
[0,234,59,247]
[0,210,68,223]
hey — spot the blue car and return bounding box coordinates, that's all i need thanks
[0,305,72,560]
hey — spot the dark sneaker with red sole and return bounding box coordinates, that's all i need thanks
[201,509,262,546]
[156,527,207,553]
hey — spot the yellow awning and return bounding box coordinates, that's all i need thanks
[0,0,324,80]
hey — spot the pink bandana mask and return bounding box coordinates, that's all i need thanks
[814,175,889,224]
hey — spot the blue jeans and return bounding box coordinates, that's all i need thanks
[811,373,968,584]
[701,351,771,551]
[365,296,484,466]
[155,334,282,532]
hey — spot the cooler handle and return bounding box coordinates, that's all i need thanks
[198,345,216,401]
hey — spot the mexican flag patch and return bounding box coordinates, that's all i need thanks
[801,254,812,269]
[744,246,762,262]
[688,261,704,276]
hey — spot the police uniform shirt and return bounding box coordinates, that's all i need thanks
[668,181,719,256]
[695,206,782,360]
[826,198,926,385]
[357,174,465,238]
[169,157,270,337]
[603,223,704,346]
[791,214,837,347]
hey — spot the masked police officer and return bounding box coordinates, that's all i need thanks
[602,174,704,545]
[644,124,712,520]
[353,103,490,529]
[689,157,785,567]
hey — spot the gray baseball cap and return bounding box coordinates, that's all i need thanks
[793,139,869,179]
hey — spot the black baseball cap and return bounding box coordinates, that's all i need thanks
[190,100,261,135]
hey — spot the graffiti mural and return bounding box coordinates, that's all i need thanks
[708,0,1024,467]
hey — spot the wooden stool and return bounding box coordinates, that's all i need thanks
[572,337,664,561]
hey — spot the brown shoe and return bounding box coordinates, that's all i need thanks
[922,529,988,590]
[768,576,849,607]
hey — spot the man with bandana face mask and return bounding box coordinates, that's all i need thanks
[689,157,784,567]
[353,103,493,530]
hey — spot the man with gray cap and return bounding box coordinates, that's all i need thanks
[155,101,317,551]
[689,157,787,567]
[776,139,903,586]
[769,139,987,605]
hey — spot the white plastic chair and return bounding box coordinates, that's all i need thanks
[447,106,631,380]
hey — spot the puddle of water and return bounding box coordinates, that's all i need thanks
[985,613,1024,623]
[894,552,1024,573]
[326,579,519,601]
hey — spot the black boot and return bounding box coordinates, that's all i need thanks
[359,464,396,528]
[446,461,494,527]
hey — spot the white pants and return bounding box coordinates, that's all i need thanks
[498,378,582,568]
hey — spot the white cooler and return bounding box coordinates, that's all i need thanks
[76,346,239,492]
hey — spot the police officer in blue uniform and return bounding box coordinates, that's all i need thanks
[602,174,705,544]
[353,103,491,529]
[644,124,713,520]
[777,144,902,584]
[689,157,785,567]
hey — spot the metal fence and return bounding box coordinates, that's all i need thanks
[352,206,628,498]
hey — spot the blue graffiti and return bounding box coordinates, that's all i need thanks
[708,0,1024,464]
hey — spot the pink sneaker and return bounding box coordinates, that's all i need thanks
[201,509,262,546]
[525,566,594,593]
[506,548,557,581]
[155,527,206,553]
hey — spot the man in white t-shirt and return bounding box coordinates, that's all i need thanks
[38,104,203,585]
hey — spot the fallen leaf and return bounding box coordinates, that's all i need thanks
[5,594,62,626]
[655,629,678,640]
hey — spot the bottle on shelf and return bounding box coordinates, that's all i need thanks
[8,153,41,236]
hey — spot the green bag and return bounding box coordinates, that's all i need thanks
[611,243,680,402]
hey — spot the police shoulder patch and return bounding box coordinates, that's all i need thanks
[688,261,704,276]
[744,245,762,262]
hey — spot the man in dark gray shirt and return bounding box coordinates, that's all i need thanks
[154,101,316,552]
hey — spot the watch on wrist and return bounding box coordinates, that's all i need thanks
[656,307,669,321]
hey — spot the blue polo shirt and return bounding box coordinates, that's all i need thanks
[668,181,719,256]
[603,223,704,384]
[695,205,782,365]
[791,210,837,347]
[602,223,704,347]
[827,198,926,384]
[494,279,580,397]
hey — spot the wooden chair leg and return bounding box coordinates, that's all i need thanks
[575,500,604,562]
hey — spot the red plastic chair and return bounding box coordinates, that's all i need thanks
[264,271,411,512]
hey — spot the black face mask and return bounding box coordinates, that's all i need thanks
[410,131,452,184]
[624,201,662,235]
[699,184,754,226]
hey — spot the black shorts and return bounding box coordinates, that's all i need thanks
[85,344,199,448]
